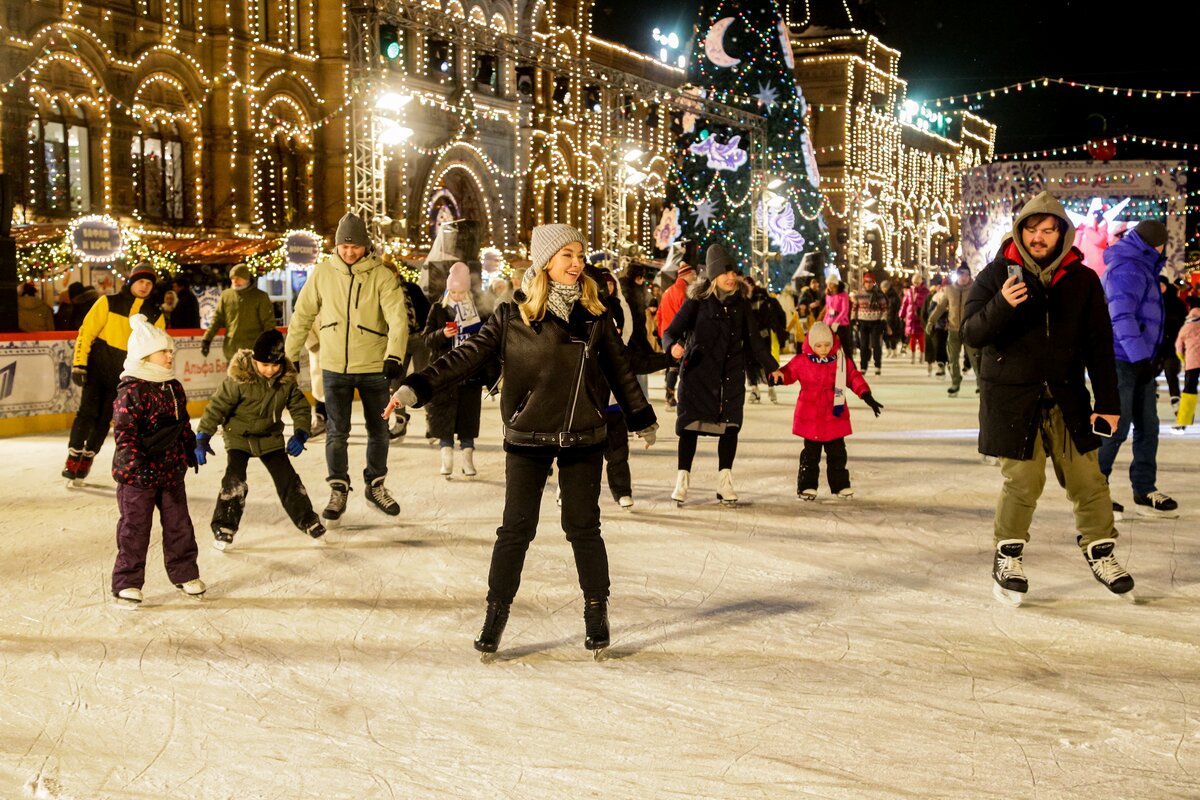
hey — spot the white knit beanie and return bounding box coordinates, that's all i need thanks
[124,314,175,369]
[529,224,585,274]
[807,321,834,348]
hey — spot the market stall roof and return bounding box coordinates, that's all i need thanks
[147,237,279,264]
[11,224,67,247]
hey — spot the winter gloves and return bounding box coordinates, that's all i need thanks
[393,385,418,408]
[636,422,659,447]
[286,430,309,457]
[195,432,215,465]
[862,392,884,417]
[71,366,87,387]
[383,356,403,380]
[200,340,211,357]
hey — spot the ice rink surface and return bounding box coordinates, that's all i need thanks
[2,359,1197,799]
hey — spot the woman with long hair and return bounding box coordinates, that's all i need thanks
[663,243,778,506]
[389,225,657,659]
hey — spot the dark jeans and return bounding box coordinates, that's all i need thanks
[323,370,391,485]
[677,428,739,471]
[1098,360,1160,496]
[603,409,631,499]
[69,366,119,453]
[798,438,850,493]
[488,447,608,604]
[213,448,318,533]
[856,321,884,371]
[113,482,199,593]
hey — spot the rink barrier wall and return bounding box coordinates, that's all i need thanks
[0,329,312,438]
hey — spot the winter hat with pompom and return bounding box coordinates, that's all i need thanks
[446,261,471,293]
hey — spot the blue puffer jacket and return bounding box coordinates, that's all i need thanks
[1101,230,1165,364]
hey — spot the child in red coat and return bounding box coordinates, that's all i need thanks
[771,322,883,499]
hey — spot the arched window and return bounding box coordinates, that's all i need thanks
[26,101,91,216]
[258,132,311,230]
[131,120,186,223]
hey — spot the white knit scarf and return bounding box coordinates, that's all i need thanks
[121,359,177,383]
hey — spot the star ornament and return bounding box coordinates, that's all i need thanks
[754,82,779,110]
[692,199,718,229]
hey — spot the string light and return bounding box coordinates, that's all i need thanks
[996,134,1200,161]
[918,75,1197,110]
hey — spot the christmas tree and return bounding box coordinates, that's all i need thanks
[662,0,830,289]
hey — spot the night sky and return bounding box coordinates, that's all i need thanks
[591,0,1196,161]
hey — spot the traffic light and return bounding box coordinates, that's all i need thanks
[379,24,401,61]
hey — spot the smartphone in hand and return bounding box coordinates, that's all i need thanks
[1006,263,1024,284]
[1092,417,1113,437]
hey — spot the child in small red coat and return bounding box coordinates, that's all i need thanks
[771,321,883,499]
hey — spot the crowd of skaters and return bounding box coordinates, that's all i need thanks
[45,190,1198,654]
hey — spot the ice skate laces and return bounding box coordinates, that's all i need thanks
[367,482,396,508]
[1087,547,1129,584]
[995,552,1025,583]
[1142,491,1173,509]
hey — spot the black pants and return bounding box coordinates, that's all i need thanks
[1184,367,1199,395]
[69,366,119,453]
[212,448,318,533]
[1162,352,1182,399]
[677,428,739,471]
[798,437,850,493]
[603,409,631,500]
[665,366,679,393]
[488,447,608,604]
[835,325,854,361]
[856,321,884,371]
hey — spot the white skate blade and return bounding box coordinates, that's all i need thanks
[115,598,141,609]
[1119,590,1138,604]
[591,647,608,662]
[323,516,342,529]
[992,582,1024,607]
[1135,506,1179,520]
[211,539,228,552]
[479,652,498,664]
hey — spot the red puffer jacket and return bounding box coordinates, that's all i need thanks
[112,377,197,489]
[776,338,871,441]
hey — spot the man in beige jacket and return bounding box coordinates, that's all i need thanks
[285,213,408,523]
[928,263,982,396]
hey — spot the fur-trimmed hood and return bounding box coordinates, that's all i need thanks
[227,348,298,385]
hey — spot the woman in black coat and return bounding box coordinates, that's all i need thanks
[390,224,657,659]
[663,243,778,506]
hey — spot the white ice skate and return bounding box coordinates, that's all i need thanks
[115,587,143,608]
[799,489,817,502]
[461,447,477,478]
[717,469,738,506]
[671,470,689,506]
[439,446,454,479]
[618,496,634,510]
[175,579,207,599]
[836,488,855,499]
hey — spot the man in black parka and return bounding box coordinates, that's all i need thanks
[961,191,1134,605]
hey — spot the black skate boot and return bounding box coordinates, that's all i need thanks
[1078,536,1135,598]
[323,480,351,525]
[365,477,400,516]
[992,539,1028,607]
[584,597,610,658]
[474,600,511,661]
[211,525,236,552]
[305,519,327,540]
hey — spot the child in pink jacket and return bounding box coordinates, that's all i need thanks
[771,322,883,499]
[1173,306,1200,431]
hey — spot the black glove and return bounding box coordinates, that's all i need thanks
[71,366,87,387]
[383,356,403,380]
[862,392,884,417]
[200,340,211,357]
[1132,359,1157,384]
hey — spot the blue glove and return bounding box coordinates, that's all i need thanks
[195,432,215,466]
[286,430,309,457]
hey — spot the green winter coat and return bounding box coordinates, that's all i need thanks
[198,350,311,457]
[284,252,408,374]
[204,285,277,360]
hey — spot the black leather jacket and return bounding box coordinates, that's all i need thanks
[404,294,656,451]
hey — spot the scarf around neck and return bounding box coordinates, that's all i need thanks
[809,349,848,416]
[121,360,177,383]
[546,279,581,322]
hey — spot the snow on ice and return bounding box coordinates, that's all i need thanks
[1,360,1197,797]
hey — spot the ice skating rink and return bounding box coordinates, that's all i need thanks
[2,359,1197,799]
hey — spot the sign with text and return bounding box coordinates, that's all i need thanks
[70,215,124,262]
[285,230,323,266]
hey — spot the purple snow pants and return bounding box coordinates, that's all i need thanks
[113,482,200,594]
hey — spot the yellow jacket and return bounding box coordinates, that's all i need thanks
[74,290,166,372]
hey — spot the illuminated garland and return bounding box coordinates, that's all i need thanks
[244,244,286,277]
[996,134,1200,161]
[920,76,1197,109]
[16,234,181,283]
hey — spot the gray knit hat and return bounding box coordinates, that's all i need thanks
[529,224,586,274]
[705,243,739,279]
[335,212,371,248]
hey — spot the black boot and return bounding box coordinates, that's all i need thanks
[474,600,511,654]
[583,597,610,650]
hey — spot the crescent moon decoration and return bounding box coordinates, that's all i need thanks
[704,17,741,68]
[778,19,794,69]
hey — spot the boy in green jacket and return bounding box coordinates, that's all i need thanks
[195,329,324,549]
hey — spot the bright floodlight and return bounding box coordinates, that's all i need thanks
[624,169,647,186]
[667,32,679,49]
[767,177,785,190]
[376,92,412,112]
[378,119,413,146]
[623,148,644,163]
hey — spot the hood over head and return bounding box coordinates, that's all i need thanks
[1009,191,1077,282]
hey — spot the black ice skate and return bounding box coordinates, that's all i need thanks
[305,519,326,540]
[992,539,1028,607]
[584,597,610,660]
[212,525,236,552]
[365,477,400,516]
[474,600,511,662]
[323,480,351,525]
[1133,492,1179,519]
[1079,537,1135,599]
